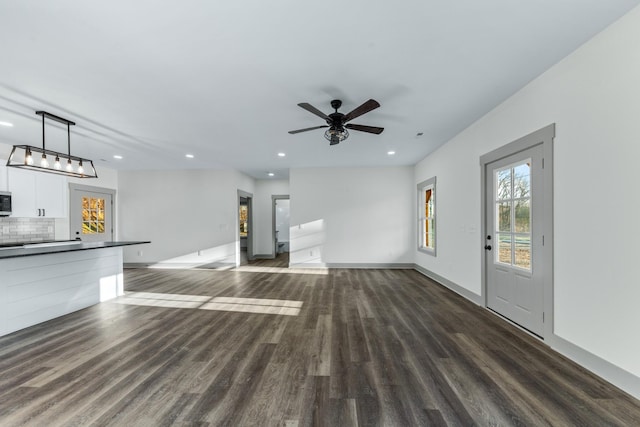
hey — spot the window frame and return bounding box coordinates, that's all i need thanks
[417,176,437,256]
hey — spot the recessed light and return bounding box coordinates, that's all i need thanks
[268,172,275,177]
[0,121,13,127]
[387,151,396,155]
[185,154,194,159]
[277,152,286,157]
[113,155,123,159]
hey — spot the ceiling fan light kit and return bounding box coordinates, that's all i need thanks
[289,98,384,145]
[6,111,97,178]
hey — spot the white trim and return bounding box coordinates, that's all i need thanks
[417,176,437,256]
[413,264,483,305]
[548,334,640,399]
[480,123,555,339]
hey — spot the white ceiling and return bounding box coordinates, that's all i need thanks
[1,1,638,179]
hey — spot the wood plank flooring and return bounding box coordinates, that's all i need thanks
[1,266,639,426]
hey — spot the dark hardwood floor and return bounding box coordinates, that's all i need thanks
[0,267,638,426]
[248,252,289,268]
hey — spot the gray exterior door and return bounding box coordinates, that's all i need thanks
[70,185,114,242]
[485,144,544,336]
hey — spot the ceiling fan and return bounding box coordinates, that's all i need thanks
[288,99,384,145]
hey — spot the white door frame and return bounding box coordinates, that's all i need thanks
[68,183,116,241]
[480,124,554,339]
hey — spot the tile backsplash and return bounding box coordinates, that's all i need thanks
[0,217,55,244]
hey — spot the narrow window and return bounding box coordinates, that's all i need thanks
[417,177,436,255]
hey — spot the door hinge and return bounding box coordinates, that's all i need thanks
[542,235,545,246]
[542,158,545,169]
[543,312,545,322]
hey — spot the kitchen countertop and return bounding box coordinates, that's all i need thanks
[0,241,150,259]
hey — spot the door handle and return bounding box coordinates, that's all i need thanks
[484,245,492,250]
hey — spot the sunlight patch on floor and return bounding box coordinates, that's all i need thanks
[113,292,302,315]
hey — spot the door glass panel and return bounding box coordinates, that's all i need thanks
[494,159,532,271]
[496,169,511,200]
[82,196,106,235]
[515,234,531,269]
[497,202,511,232]
[513,163,531,199]
[515,200,530,233]
[497,233,512,264]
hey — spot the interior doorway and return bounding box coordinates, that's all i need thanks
[272,195,290,265]
[69,184,116,242]
[481,124,554,339]
[238,190,253,266]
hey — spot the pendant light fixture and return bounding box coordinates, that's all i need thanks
[6,111,98,178]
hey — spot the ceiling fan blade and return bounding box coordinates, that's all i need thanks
[342,99,380,123]
[345,123,384,134]
[288,125,329,134]
[297,103,330,120]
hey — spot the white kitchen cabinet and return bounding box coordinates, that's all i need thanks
[0,159,7,191]
[7,168,67,218]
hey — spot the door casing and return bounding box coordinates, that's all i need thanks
[69,183,116,242]
[480,124,554,340]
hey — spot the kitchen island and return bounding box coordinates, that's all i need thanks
[0,241,149,337]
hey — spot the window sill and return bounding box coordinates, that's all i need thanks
[418,247,436,257]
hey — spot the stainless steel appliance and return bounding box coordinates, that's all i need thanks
[0,192,12,216]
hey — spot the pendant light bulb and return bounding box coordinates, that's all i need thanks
[25,148,34,165]
[77,160,84,174]
[54,155,61,170]
[66,159,73,172]
[40,153,49,168]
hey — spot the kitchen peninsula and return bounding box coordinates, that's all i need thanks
[0,240,149,337]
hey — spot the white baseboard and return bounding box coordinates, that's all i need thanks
[413,264,483,305]
[548,334,640,399]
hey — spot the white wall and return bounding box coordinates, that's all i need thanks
[290,167,414,266]
[415,6,640,387]
[118,169,254,265]
[252,179,289,256]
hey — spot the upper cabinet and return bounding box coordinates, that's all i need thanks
[0,159,7,192]
[7,168,68,218]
